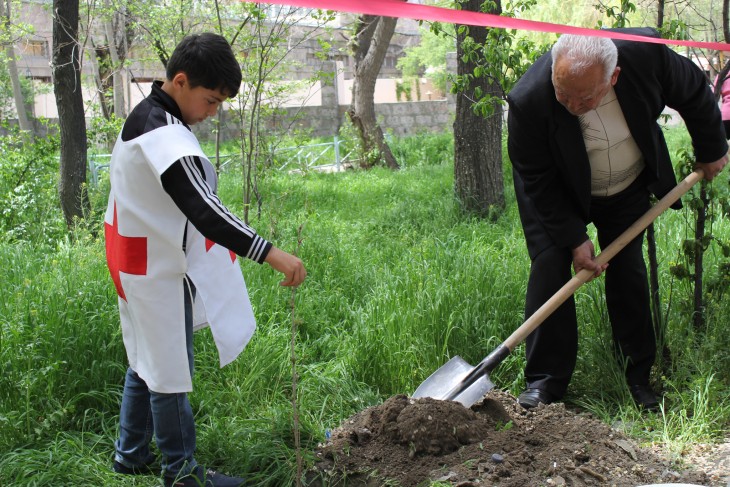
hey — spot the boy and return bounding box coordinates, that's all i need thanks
[104,33,306,487]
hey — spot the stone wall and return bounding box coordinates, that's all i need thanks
[196,102,454,144]
[235,99,453,140]
[374,100,453,136]
[194,60,455,143]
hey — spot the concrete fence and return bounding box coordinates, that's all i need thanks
[195,100,454,143]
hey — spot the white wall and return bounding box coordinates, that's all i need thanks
[28,74,444,118]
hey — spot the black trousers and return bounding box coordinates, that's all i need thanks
[517,174,656,399]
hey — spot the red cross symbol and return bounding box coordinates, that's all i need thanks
[205,238,237,263]
[105,202,147,301]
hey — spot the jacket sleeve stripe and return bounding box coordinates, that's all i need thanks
[179,154,257,240]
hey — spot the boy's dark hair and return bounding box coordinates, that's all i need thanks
[166,33,242,97]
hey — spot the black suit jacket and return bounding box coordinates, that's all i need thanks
[507,28,728,257]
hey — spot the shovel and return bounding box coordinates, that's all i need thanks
[413,169,704,407]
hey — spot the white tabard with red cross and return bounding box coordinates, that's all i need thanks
[104,123,256,394]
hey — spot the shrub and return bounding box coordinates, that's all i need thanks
[0,123,64,244]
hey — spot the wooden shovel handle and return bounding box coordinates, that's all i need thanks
[502,169,704,352]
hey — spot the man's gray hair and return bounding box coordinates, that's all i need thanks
[551,34,618,83]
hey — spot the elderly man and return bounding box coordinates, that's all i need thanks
[507,28,728,410]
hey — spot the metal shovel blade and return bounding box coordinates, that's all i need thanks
[412,356,494,407]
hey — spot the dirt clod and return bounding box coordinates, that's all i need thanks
[307,390,722,486]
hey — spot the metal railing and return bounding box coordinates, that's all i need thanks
[85,153,238,185]
[85,136,352,186]
[275,136,353,172]
[88,154,111,186]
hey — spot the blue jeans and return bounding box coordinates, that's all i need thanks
[114,278,198,479]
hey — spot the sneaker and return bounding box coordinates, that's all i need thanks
[164,465,246,487]
[112,460,158,476]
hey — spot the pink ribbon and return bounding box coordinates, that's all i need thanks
[241,0,730,51]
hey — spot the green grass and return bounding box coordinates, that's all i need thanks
[1,130,729,485]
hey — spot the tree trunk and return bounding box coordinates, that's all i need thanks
[2,0,32,132]
[53,0,89,229]
[693,184,708,330]
[349,14,399,170]
[6,45,31,130]
[715,61,730,100]
[453,0,505,216]
[717,0,730,101]
[85,32,112,120]
[648,1,669,373]
[646,223,672,373]
[103,0,125,117]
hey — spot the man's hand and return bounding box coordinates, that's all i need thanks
[264,246,307,287]
[696,154,728,181]
[571,239,608,279]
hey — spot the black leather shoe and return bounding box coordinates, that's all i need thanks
[113,460,158,476]
[518,388,555,409]
[164,465,246,487]
[629,384,659,411]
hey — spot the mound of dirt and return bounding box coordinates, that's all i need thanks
[307,390,713,486]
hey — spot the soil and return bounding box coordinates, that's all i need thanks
[307,390,730,486]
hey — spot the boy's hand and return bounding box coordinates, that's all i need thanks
[264,246,307,287]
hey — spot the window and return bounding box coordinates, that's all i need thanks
[23,40,48,57]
